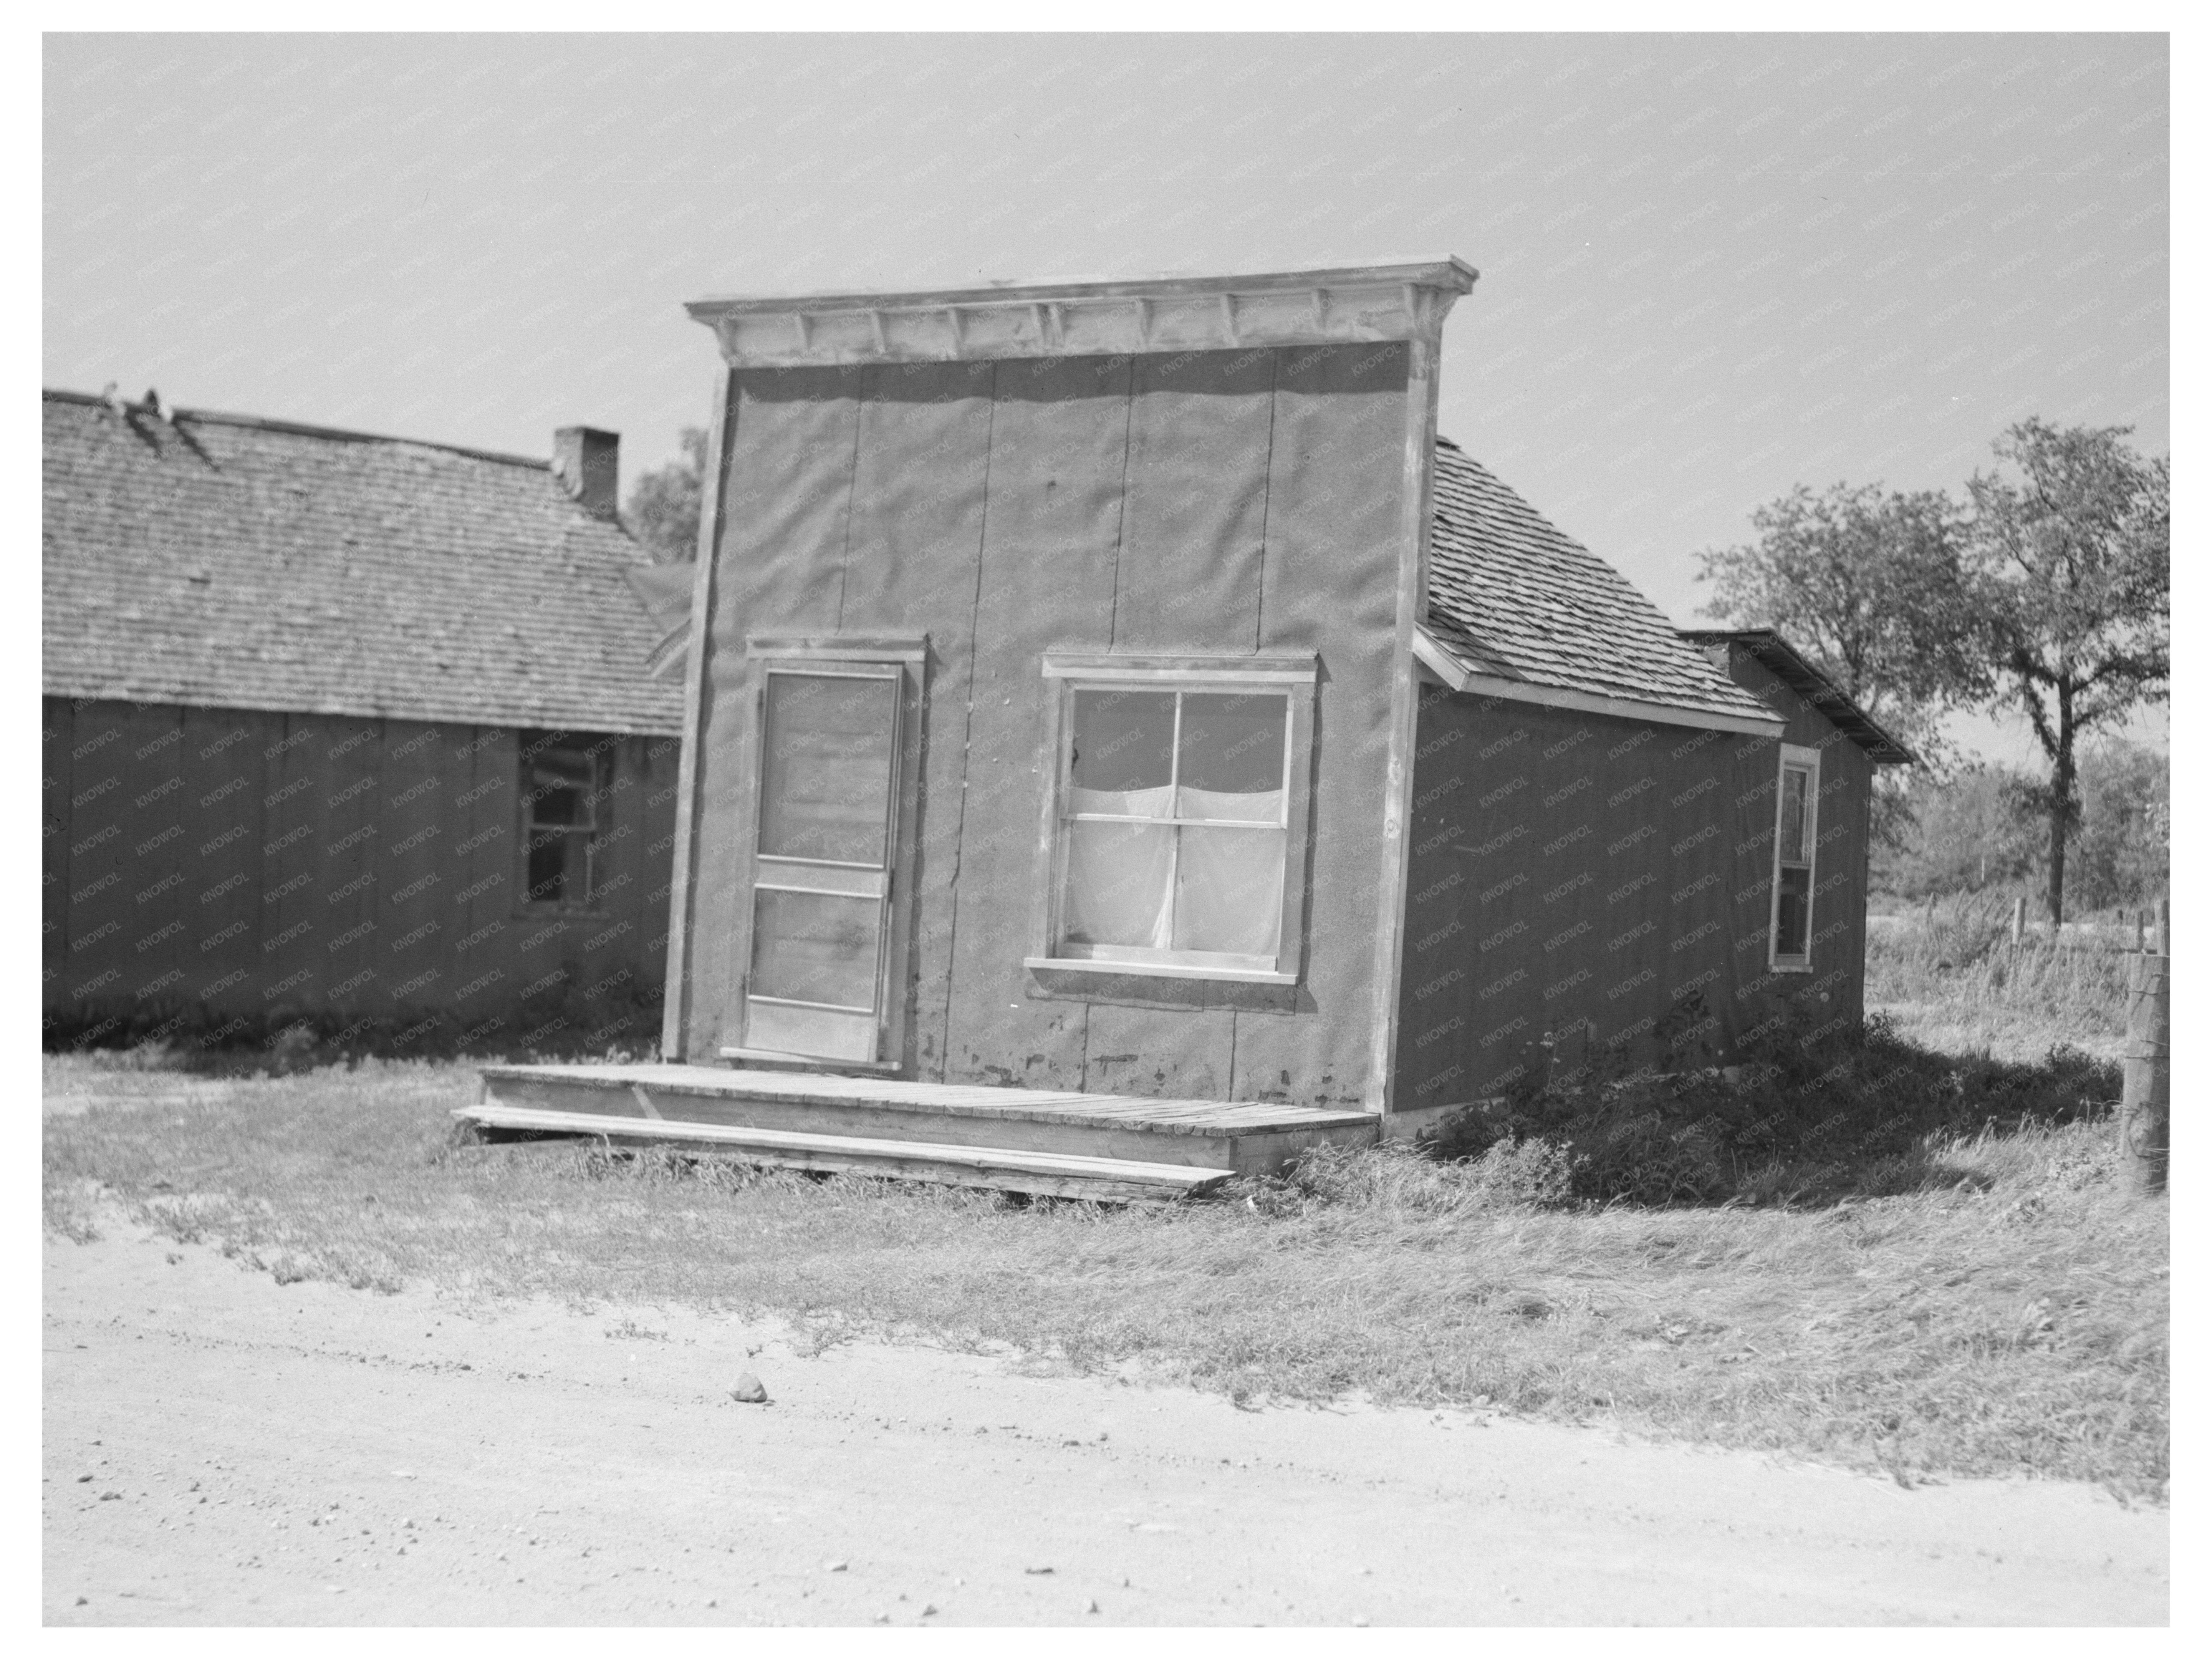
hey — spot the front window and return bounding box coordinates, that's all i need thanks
[1031,655,1316,984]
[520,733,611,910]
[1769,743,1820,970]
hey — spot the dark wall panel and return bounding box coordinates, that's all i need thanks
[44,699,680,1044]
[1729,653,1877,1026]
[1229,344,1409,1109]
[64,703,176,1013]
[838,360,996,1079]
[1391,673,1887,1110]
[43,699,70,1003]
[318,715,387,1019]
[945,355,1132,1089]
[453,727,520,1038]
[179,706,269,1013]
[381,716,456,1020]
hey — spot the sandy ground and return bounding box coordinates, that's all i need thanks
[44,1217,2166,1627]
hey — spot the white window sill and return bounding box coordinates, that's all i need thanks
[1023,956,1298,986]
[1768,960,1815,975]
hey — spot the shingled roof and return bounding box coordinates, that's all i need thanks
[42,391,684,736]
[1421,437,1781,734]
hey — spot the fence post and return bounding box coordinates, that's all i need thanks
[2120,939,2169,1197]
[2011,895,2026,946]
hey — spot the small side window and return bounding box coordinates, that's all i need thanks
[1769,742,1820,971]
[520,733,611,910]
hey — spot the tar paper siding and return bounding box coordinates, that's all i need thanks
[43,696,680,1043]
[671,345,1414,1108]
[1391,667,1875,1111]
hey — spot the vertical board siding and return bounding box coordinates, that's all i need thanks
[65,703,176,1012]
[839,360,997,1079]
[680,345,1420,1107]
[1392,665,1881,1110]
[1729,653,1876,1025]
[44,699,679,1048]
[42,699,71,1003]
[683,367,865,1059]
[382,716,456,1020]
[945,355,1134,1090]
[1111,348,1274,653]
[180,706,267,1011]
[320,715,387,1019]
[454,727,520,1036]
[1231,344,1409,1109]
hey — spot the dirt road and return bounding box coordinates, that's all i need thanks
[44,1218,2166,1626]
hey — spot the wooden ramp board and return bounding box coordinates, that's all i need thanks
[477,1061,1374,1136]
[454,1104,1233,1205]
[475,1061,1380,1177]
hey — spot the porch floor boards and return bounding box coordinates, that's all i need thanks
[477,1061,1372,1137]
[462,1061,1378,1200]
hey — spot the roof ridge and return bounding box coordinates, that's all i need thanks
[43,387,553,472]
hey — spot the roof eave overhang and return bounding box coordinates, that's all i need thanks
[687,258,1479,368]
[1679,629,1919,764]
[1413,627,1788,739]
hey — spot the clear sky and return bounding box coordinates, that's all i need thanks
[43,32,2169,759]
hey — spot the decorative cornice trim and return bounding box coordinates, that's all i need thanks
[687,260,1479,368]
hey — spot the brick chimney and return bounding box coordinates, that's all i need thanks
[553,426,619,519]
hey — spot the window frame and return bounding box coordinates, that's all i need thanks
[515,731,615,917]
[1767,741,1821,973]
[1025,651,1318,987]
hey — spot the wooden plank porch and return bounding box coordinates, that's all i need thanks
[461,1062,1378,1203]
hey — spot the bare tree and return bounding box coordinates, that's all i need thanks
[1965,418,2169,926]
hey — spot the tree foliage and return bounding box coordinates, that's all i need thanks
[623,425,708,563]
[1699,419,2168,917]
[1873,739,2168,912]
[1695,481,1979,848]
[1964,419,2169,923]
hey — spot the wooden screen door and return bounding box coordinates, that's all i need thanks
[742,664,904,1062]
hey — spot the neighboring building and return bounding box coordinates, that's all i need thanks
[464,260,1909,1197]
[42,389,685,1050]
[1393,449,1914,1110]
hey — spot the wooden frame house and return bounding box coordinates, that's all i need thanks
[42,391,685,1052]
[466,260,1910,1198]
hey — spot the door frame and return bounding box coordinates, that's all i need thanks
[721,633,928,1074]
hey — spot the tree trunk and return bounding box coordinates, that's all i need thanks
[2045,691,2076,929]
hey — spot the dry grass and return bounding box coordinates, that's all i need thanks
[44,1049,2167,1500]
[1867,901,2138,1061]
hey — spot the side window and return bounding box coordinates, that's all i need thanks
[1769,742,1820,971]
[1029,655,1316,985]
[520,733,611,910]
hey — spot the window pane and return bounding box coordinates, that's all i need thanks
[1061,820,1173,948]
[1070,690,1175,792]
[1779,766,1810,863]
[751,889,882,1009]
[1172,825,1286,956]
[525,829,589,905]
[1774,865,1812,959]
[759,673,897,865]
[527,748,596,830]
[1177,691,1286,796]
